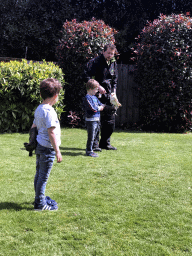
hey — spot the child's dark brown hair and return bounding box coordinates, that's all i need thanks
[40,78,62,100]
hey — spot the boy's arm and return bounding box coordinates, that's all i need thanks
[31,123,37,128]
[85,96,98,113]
[48,127,62,163]
[98,85,106,94]
[83,60,106,94]
[97,98,105,111]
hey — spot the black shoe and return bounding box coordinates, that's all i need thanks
[100,145,117,150]
[107,145,117,150]
[93,147,102,152]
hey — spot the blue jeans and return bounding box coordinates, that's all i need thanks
[86,121,100,153]
[34,143,55,205]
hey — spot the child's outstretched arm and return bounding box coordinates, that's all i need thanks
[48,127,62,163]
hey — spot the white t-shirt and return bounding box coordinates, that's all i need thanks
[33,104,61,148]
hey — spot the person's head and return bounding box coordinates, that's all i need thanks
[103,44,116,61]
[86,79,99,95]
[40,78,62,100]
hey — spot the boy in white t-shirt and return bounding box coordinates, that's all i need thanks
[32,78,62,211]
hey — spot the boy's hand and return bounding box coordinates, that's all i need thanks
[56,150,62,163]
[98,85,106,94]
[98,105,104,111]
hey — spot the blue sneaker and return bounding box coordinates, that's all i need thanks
[34,203,58,211]
[46,196,57,206]
[86,152,98,157]
[32,196,57,206]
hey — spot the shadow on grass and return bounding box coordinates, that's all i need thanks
[21,147,86,157]
[0,202,33,211]
[60,147,85,156]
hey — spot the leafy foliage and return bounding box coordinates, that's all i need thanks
[0,0,75,60]
[56,18,118,126]
[133,13,192,132]
[0,59,65,133]
[2,0,192,61]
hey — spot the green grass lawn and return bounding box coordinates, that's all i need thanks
[0,128,192,256]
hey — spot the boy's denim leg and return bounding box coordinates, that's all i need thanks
[34,154,40,192]
[86,121,99,153]
[35,143,55,206]
[93,121,100,149]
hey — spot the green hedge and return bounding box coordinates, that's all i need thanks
[0,59,65,133]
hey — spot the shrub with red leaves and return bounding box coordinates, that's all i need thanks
[56,18,118,126]
[133,13,192,132]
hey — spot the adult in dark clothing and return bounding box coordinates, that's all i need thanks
[83,44,118,150]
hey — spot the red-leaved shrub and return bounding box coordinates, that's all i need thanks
[56,18,118,126]
[133,13,192,132]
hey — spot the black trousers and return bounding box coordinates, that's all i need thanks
[93,110,115,148]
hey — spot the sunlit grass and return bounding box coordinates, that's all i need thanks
[0,128,192,255]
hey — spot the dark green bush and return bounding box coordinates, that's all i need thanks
[0,59,65,133]
[133,14,192,132]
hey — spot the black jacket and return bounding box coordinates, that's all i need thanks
[83,54,118,104]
